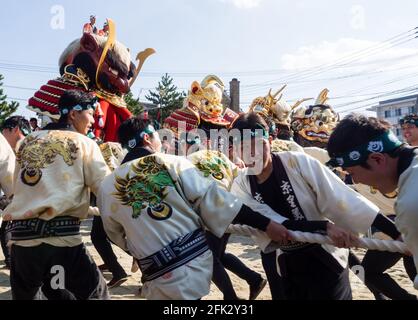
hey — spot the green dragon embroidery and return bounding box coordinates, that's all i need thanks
[194,151,229,181]
[113,156,175,219]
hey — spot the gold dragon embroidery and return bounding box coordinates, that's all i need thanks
[17,131,79,186]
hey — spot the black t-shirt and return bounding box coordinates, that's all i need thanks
[257,173,293,220]
[256,172,328,233]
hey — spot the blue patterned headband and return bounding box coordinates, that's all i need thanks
[125,125,156,150]
[60,98,99,116]
[326,131,402,168]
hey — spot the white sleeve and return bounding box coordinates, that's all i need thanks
[0,135,16,198]
[230,172,287,224]
[97,182,128,252]
[171,157,243,238]
[303,147,330,165]
[83,140,111,195]
[230,172,287,253]
[395,167,418,281]
[297,153,379,234]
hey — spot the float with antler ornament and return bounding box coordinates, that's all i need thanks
[27,19,155,142]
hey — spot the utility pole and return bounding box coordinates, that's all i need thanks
[229,78,240,112]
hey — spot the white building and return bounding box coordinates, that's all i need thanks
[368,94,418,140]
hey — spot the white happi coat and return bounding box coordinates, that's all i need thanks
[97,153,243,300]
[187,149,285,242]
[231,151,380,269]
[3,130,110,247]
[0,133,16,199]
[271,139,304,153]
[187,150,238,192]
[395,155,418,289]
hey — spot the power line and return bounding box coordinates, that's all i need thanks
[1,30,416,84]
[5,97,28,102]
[333,85,418,112]
[4,85,38,91]
[240,64,418,92]
[241,28,418,93]
[0,61,293,78]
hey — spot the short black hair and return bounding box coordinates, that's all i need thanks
[2,116,31,136]
[30,118,38,122]
[260,116,277,139]
[230,112,269,134]
[58,90,97,123]
[276,123,292,140]
[198,121,227,140]
[118,116,149,148]
[328,113,395,168]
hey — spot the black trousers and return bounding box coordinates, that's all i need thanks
[361,250,417,300]
[278,245,352,300]
[0,221,10,264]
[206,231,263,300]
[10,243,109,300]
[91,216,127,278]
[261,251,286,300]
[348,250,386,300]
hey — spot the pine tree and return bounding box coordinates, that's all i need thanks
[145,73,186,123]
[0,74,19,127]
[124,91,144,116]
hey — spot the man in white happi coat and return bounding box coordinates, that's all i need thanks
[230,112,402,299]
[97,117,291,300]
[328,113,418,291]
[2,90,111,300]
[0,132,15,202]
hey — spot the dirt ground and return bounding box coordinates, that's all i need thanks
[0,219,415,300]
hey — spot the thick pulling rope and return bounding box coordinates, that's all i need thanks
[227,224,418,289]
[226,224,409,254]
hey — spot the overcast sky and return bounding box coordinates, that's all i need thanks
[1,0,418,118]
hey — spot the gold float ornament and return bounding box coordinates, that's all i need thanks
[95,88,127,108]
[291,88,339,145]
[129,48,157,88]
[185,75,229,125]
[249,85,287,120]
[272,97,314,126]
[290,98,314,111]
[199,75,225,118]
[62,65,90,90]
[90,17,148,107]
[163,75,231,136]
[96,18,116,92]
[315,88,330,105]
[249,85,312,127]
